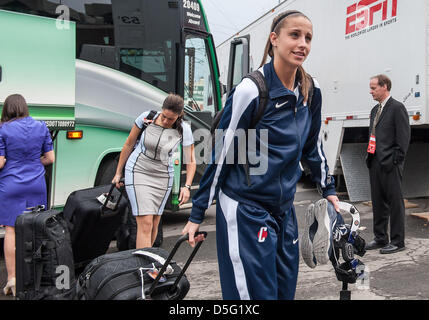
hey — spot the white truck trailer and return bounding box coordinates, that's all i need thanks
[216,0,429,202]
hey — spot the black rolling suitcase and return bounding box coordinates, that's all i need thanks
[15,205,76,300]
[76,232,207,300]
[63,183,128,274]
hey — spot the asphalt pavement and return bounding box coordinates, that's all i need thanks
[161,182,429,300]
[1,181,429,300]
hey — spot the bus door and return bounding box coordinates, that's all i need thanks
[180,32,219,202]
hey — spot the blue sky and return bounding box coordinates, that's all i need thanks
[201,0,282,46]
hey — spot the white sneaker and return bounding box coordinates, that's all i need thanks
[314,199,340,265]
[301,199,338,267]
[300,203,317,268]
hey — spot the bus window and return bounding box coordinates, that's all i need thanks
[184,36,215,115]
[119,40,174,91]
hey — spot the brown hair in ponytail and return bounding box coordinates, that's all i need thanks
[162,93,185,136]
[259,10,313,104]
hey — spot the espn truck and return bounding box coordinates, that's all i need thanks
[0,0,222,239]
[216,0,429,202]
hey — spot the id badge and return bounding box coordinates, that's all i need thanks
[367,135,376,154]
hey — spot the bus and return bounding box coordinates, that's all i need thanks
[0,0,222,238]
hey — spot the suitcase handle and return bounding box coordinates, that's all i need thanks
[23,205,45,214]
[100,182,125,216]
[146,231,207,298]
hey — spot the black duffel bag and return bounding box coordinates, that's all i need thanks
[76,232,206,300]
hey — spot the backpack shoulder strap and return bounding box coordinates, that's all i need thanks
[146,110,157,121]
[211,71,268,134]
[137,110,158,142]
[210,108,224,134]
[307,74,316,111]
[241,70,268,187]
[142,110,157,129]
[244,70,268,129]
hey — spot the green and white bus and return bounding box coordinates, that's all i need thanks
[0,0,222,225]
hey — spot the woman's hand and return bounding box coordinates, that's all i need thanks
[112,173,123,189]
[326,194,340,212]
[178,187,190,206]
[40,150,55,166]
[181,221,204,247]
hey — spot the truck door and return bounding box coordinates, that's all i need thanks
[227,35,250,93]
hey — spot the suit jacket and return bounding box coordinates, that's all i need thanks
[366,97,411,171]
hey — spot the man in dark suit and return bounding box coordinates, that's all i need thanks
[365,74,410,254]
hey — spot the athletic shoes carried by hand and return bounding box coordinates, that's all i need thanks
[301,199,341,268]
[300,203,318,268]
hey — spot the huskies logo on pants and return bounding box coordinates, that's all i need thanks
[258,227,268,243]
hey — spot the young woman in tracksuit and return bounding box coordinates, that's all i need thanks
[182,10,340,300]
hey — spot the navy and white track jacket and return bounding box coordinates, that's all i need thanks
[190,60,336,224]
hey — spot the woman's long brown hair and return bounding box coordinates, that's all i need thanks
[259,10,313,103]
[1,94,30,123]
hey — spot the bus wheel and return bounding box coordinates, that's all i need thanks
[95,155,119,186]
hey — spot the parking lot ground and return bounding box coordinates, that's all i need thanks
[1,182,429,300]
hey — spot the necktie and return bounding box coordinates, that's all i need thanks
[371,103,383,135]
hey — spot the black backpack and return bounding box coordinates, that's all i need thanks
[210,70,316,186]
[210,70,268,142]
[15,205,76,300]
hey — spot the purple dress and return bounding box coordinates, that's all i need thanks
[0,117,53,226]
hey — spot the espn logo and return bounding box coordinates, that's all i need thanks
[346,0,398,35]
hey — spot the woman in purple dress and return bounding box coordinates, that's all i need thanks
[0,94,55,296]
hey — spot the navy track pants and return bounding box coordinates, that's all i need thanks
[216,190,299,300]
